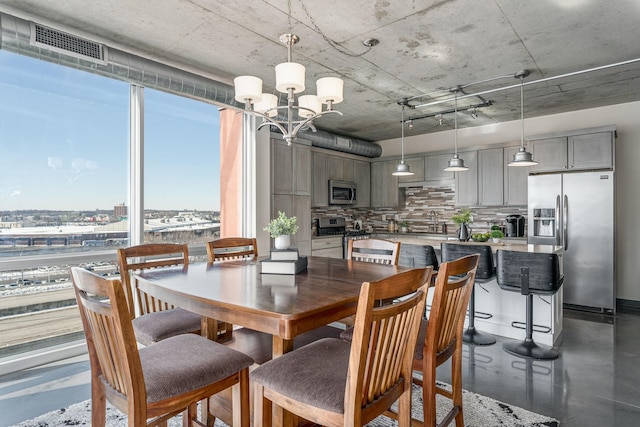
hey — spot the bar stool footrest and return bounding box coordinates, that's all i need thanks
[474,311,493,320]
[510,321,552,334]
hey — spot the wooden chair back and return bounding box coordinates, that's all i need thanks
[206,237,258,262]
[347,267,432,424]
[71,267,147,418]
[116,243,189,318]
[413,254,479,427]
[347,238,401,265]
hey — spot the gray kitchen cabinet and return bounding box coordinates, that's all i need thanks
[530,130,613,173]
[568,132,613,170]
[311,236,343,259]
[371,160,404,207]
[396,157,425,183]
[273,194,311,256]
[312,152,329,207]
[478,148,504,206]
[454,151,478,206]
[353,159,371,208]
[503,145,529,206]
[425,154,455,181]
[271,137,312,255]
[327,155,354,182]
[272,138,311,196]
[530,137,569,173]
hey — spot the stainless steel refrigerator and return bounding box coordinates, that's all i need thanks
[528,171,615,312]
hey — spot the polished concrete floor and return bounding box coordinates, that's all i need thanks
[1,308,639,426]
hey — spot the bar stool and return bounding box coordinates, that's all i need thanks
[398,243,439,270]
[441,243,496,346]
[496,249,564,360]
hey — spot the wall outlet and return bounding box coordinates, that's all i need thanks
[382,214,386,221]
[394,214,400,221]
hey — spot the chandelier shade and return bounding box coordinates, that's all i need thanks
[298,95,322,118]
[233,76,263,103]
[317,77,344,104]
[275,62,306,93]
[233,33,344,145]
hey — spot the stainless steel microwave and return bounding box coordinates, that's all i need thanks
[329,180,357,205]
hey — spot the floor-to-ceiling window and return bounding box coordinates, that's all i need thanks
[143,88,220,245]
[0,49,225,364]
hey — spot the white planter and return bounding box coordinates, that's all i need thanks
[274,234,291,250]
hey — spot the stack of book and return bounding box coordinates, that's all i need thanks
[261,248,308,274]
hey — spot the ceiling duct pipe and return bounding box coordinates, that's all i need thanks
[0,13,239,107]
[298,128,382,158]
[0,13,383,158]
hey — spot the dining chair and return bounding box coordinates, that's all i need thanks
[205,237,259,341]
[206,237,258,262]
[251,266,433,427]
[70,267,253,427]
[116,243,203,346]
[347,238,401,265]
[406,253,479,427]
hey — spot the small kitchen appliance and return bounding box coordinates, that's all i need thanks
[505,214,525,237]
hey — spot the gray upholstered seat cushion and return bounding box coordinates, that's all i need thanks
[138,334,254,404]
[132,308,202,346]
[251,338,350,413]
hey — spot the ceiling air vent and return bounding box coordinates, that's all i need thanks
[29,23,108,64]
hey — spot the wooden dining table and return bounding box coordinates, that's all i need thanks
[135,255,410,358]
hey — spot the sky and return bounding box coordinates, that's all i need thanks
[0,51,221,212]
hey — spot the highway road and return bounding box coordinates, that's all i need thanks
[0,306,83,349]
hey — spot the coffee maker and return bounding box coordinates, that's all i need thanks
[505,214,525,237]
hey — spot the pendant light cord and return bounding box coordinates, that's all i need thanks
[453,92,458,155]
[401,105,405,161]
[520,77,525,149]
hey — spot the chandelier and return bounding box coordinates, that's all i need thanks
[233,34,344,145]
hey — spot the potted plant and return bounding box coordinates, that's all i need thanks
[398,220,409,233]
[489,229,505,243]
[264,211,299,249]
[451,208,473,241]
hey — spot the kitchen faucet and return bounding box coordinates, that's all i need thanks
[429,210,438,233]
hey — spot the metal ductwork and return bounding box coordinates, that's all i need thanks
[0,13,238,106]
[0,12,382,158]
[299,128,382,158]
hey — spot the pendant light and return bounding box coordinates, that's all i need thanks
[508,70,538,166]
[392,105,414,176]
[444,90,469,172]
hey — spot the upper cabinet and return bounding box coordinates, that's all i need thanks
[371,160,404,207]
[396,157,425,183]
[425,154,455,181]
[530,129,614,173]
[353,159,371,208]
[312,150,370,208]
[503,146,529,206]
[478,148,504,206]
[272,139,311,196]
[454,151,478,206]
[456,147,528,207]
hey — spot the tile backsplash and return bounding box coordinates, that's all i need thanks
[312,184,527,235]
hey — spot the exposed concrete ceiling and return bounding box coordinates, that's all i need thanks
[1,0,639,143]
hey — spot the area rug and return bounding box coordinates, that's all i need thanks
[10,382,558,427]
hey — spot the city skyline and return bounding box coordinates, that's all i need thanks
[0,51,221,212]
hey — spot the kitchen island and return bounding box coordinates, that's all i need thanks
[378,233,564,346]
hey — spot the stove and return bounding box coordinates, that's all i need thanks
[316,217,371,258]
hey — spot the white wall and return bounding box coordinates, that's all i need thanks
[378,101,640,303]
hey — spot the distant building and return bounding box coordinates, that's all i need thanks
[114,203,127,219]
